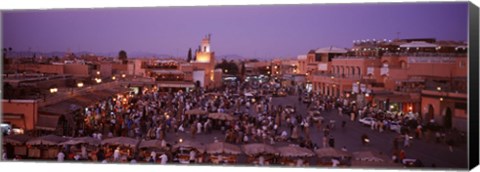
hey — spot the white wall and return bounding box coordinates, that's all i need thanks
[193,70,206,87]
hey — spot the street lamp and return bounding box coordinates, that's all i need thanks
[96,71,100,75]
[436,86,442,91]
[95,78,102,83]
[122,74,126,78]
[112,76,116,80]
[77,82,84,88]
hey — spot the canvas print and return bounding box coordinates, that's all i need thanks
[1,2,471,170]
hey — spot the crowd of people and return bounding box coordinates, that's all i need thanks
[2,79,462,168]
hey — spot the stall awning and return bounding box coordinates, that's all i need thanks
[36,114,61,131]
[374,94,419,103]
[3,113,24,119]
[157,81,195,88]
[399,41,438,48]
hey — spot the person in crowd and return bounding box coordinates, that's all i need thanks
[150,150,157,163]
[160,153,168,164]
[189,150,196,163]
[113,147,121,162]
[57,150,65,162]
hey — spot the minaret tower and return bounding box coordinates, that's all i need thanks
[201,34,211,53]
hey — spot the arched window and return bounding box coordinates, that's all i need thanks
[400,60,407,69]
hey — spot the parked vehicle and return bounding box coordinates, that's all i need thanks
[358,117,376,126]
[402,158,424,167]
[388,121,402,133]
[1,123,12,135]
[302,96,311,103]
[285,105,295,114]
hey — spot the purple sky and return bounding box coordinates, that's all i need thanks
[2,2,468,59]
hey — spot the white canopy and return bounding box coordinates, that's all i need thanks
[399,41,437,48]
[315,46,348,54]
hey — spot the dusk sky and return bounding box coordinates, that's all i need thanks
[2,2,468,59]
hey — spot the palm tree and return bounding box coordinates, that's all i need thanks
[187,48,192,62]
[118,50,127,64]
[4,83,14,102]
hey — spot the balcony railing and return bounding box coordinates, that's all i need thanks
[383,52,466,57]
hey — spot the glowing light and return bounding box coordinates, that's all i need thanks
[96,71,100,75]
[440,97,444,101]
[436,87,441,91]
[196,54,211,63]
[122,74,126,78]
[49,88,58,93]
[77,82,84,88]
[112,76,116,80]
[179,138,183,143]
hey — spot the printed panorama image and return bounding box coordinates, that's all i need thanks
[1,2,469,170]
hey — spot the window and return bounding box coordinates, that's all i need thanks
[315,54,322,62]
[328,54,335,62]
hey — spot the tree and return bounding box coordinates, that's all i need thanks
[3,83,14,101]
[241,61,246,79]
[2,48,7,66]
[187,48,192,62]
[193,49,197,61]
[215,59,239,76]
[118,50,128,64]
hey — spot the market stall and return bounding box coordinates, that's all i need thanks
[277,145,314,166]
[172,139,205,164]
[315,147,352,166]
[101,137,140,162]
[351,150,402,168]
[26,135,69,159]
[138,139,169,162]
[58,136,101,160]
[205,141,242,164]
[241,143,278,165]
[208,113,237,121]
[2,134,33,158]
[185,108,208,121]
